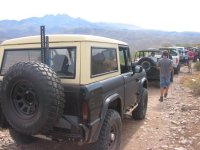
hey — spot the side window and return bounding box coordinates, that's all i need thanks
[49,47,76,78]
[119,47,131,74]
[1,50,41,75]
[91,47,118,76]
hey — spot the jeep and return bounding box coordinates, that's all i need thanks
[0,27,148,150]
[134,49,174,82]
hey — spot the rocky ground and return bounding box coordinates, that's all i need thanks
[121,66,200,150]
[0,66,200,150]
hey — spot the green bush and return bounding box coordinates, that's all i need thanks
[194,62,200,71]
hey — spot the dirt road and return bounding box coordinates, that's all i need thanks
[0,66,200,150]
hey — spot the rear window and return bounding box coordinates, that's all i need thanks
[91,47,118,76]
[1,49,41,75]
[1,48,76,79]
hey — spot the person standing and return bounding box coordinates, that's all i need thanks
[150,52,157,62]
[187,50,193,73]
[157,50,173,102]
[184,50,189,66]
[197,49,200,61]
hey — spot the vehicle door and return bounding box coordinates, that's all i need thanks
[119,46,139,109]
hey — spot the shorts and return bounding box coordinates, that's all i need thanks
[160,76,170,88]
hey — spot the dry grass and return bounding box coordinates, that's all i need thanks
[180,72,200,95]
[194,61,200,71]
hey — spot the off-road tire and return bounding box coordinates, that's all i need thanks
[174,64,180,74]
[1,62,65,135]
[0,106,7,128]
[90,109,122,150]
[9,128,38,144]
[137,57,156,72]
[132,88,148,120]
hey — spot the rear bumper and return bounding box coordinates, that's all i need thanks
[35,115,101,144]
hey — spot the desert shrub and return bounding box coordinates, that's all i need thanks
[194,62,200,71]
[181,74,200,95]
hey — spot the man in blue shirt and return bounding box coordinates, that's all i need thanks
[157,50,173,102]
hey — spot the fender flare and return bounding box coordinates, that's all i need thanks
[140,77,148,89]
[138,76,148,90]
[90,93,123,143]
[101,93,123,119]
[136,77,148,103]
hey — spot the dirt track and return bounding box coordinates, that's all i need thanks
[0,66,200,150]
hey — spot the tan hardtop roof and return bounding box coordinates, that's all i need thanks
[1,34,127,46]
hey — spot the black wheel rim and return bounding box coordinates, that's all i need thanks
[11,81,39,118]
[142,61,151,71]
[108,123,118,149]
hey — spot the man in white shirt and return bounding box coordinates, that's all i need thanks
[150,52,157,62]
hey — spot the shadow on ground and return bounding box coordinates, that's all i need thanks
[8,117,144,150]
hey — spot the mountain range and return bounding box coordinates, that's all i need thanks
[0,14,200,50]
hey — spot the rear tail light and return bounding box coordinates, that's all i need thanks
[176,58,178,64]
[82,102,89,122]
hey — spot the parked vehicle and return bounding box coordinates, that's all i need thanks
[174,47,185,64]
[134,49,173,82]
[0,27,148,150]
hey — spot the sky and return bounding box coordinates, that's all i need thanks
[0,0,200,32]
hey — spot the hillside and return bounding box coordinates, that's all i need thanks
[0,14,200,50]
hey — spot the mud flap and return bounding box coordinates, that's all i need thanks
[0,105,8,128]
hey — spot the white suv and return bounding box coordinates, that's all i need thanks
[173,47,185,64]
[158,47,181,74]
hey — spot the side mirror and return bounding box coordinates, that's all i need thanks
[132,65,143,74]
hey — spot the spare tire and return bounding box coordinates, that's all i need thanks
[137,57,157,72]
[1,62,65,135]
